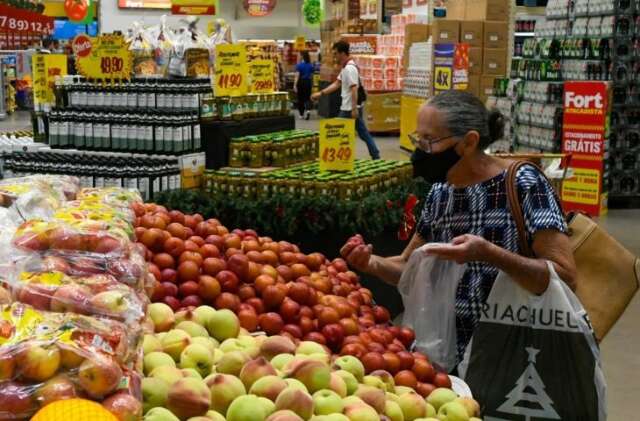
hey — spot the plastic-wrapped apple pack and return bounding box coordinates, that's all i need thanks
[0,302,142,420]
[5,268,148,323]
[13,219,131,255]
[76,187,142,210]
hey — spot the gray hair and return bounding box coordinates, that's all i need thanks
[427,90,504,149]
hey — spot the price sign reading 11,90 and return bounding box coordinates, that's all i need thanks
[319,118,355,172]
[215,44,248,97]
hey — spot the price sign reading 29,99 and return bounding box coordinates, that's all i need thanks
[249,59,275,94]
[215,44,248,97]
[319,118,356,172]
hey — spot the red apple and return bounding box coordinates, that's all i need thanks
[259,312,284,335]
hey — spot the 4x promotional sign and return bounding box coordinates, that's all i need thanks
[319,119,355,172]
[434,43,469,93]
[561,81,609,216]
[214,44,248,97]
[73,34,133,80]
[0,3,54,35]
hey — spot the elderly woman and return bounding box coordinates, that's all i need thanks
[340,90,577,366]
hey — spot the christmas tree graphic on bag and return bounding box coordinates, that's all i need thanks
[458,262,607,421]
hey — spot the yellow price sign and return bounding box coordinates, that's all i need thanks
[73,34,132,80]
[214,44,248,97]
[249,59,275,93]
[294,36,306,51]
[32,54,67,107]
[319,118,355,172]
[434,66,452,91]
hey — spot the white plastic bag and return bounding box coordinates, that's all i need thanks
[459,262,607,420]
[398,244,466,372]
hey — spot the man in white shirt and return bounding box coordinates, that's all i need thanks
[312,41,380,159]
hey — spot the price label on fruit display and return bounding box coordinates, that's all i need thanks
[215,44,248,97]
[249,59,275,94]
[319,118,355,172]
[73,34,133,80]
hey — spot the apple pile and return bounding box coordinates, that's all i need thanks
[141,302,483,421]
[135,204,443,388]
[0,302,142,420]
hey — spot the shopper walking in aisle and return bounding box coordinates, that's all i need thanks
[294,51,314,120]
[311,41,380,160]
[340,90,576,366]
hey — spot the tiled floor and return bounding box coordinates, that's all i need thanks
[2,110,639,418]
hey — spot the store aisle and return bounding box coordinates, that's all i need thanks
[0,110,32,132]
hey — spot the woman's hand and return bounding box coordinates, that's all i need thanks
[424,234,492,264]
[311,92,322,101]
[340,235,373,273]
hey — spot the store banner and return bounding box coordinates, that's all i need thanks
[243,0,277,16]
[319,118,355,172]
[171,0,218,15]
[561,81,609,216]
[214,44,248,97]
[32,54,67,108]
[434,43,469,93]
[73,34,133,80]
[249,59,275,94]
[0,3,54,35]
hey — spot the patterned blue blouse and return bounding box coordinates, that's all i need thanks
[416,164,567,364]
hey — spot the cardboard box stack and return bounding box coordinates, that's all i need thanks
[352,54,401,91]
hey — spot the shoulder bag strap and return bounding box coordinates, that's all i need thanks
[506,161,534,258]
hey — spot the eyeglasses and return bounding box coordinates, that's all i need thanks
[408,132,456,153]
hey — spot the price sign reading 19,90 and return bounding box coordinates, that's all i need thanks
[319,118,355,172]
[73,34,132,80]
[215,44,248,97]
[100,56,124,74]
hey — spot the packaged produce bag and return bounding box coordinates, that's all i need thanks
[0,303,142,420]
[458,261,607,420]
[398,245,466,372]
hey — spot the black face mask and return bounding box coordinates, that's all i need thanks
[411,145,461,183]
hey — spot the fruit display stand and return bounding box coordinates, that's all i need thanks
[0,174,487,421]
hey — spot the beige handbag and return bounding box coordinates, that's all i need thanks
[507,161,640,341]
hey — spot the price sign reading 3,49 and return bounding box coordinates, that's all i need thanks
[319,118,356,172]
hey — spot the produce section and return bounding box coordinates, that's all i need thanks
[0,175,485,420]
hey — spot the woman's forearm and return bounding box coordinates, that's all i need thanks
[484,243,552,294]
[366,255,406,286]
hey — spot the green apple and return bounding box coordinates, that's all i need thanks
[250,375,288,401]
[296,341,327,356]
[306,353,331,364]
[274,387,314,420]
[182,368,203,379]
[191,337,218,355]
[267,410,305,421]
[206,373,247,415]
[220,338,259,358]
[386,392,400,402]
[354,385,386,413]
[362,375,386,391]
[454,397,480,418]
[215,350,250,376]
[384,400,404,421]
[226,394,267,421]
[469,418,482,421]
[343,402,379,421]
[437,401,470,421]
[143,334,163,355]
[394,386,415,395]
[161,329,192,361]
[143,407,179,421]
[207,309,241,341]
[177,321,210,338]
[284,378,309,393]
[397,392,428,421]
[166,378,211,420]
[309,415,350,421]
[426,403,436,417]
[259,396,276,416]
[193,306,217,326]
[342,396,365,407]
[150,366,185,386]
[313,389,344,415]
[271,354,295,371]
[180,343,214,377]
[426,388,457,411]
[332,356,365,381]
[212,348,224,364]
[142,377,170,414]
[329,372,348,397]
[144,352,176,375]
[334,370,358,396]
[205,411,226,421]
